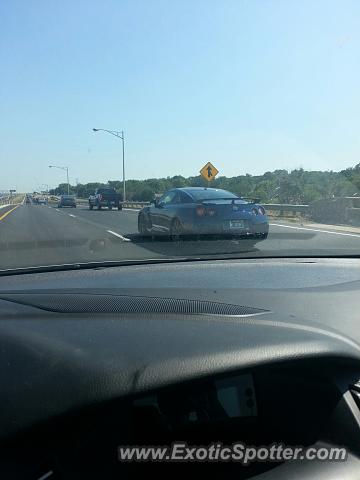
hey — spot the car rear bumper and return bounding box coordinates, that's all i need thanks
[99,201,118,206]
[184,218,269,238]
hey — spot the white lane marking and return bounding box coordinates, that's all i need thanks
[68,214,76,218]
[270,223,360,239]
[55,209,60,212]
[107,230,131,242]
[37,471,54,480]
[123,208,140,212]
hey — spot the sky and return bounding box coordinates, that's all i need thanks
[1,0,360,192]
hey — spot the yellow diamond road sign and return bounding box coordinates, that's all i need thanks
[200,162,219,181]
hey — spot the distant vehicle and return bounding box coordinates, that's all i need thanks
[88,188,122,211]
[58,195,76,208]
[25,196,31,205]
[138,187,269,242]
[37,197,47,205]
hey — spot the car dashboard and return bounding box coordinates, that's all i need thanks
[1,258,360,479]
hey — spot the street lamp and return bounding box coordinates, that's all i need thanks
[49,165,70,195]
[92,128,126,202]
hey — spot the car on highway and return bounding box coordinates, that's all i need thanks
[138,187,269,242]
[37,197,47,205]
[89,187,122,211]
[58,194,76,208]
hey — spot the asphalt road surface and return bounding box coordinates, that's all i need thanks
[1,203,360,270]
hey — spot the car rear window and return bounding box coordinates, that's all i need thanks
[190,189,238,201]
[98,189,115,194]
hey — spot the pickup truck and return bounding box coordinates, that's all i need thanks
[88,188,122,210]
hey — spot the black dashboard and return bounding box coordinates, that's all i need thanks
[1,258,360,479]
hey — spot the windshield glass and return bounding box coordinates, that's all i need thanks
[1,1,360,272]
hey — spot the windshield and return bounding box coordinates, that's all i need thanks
[1,1,360,272]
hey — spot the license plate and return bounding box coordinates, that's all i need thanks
[229,220,245,229]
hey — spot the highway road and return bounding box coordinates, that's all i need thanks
[1,203,360,271]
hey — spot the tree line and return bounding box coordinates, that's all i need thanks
[49,164,360,204]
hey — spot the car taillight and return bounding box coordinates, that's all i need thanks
[258,206,266,215]
[196,206,217,217]
[196,206,206,217]
[252,207,259,215]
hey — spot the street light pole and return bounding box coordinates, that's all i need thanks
[121,131,125,202]
[92,128,126,202]
[49,165,70,195]
[66,167,69,195]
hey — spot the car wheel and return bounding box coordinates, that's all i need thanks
[118,205,122,211]
[108,206,112,210]
[97,204,101,210]
[89,204,93,210]
[170,218,183,241]
[138,213,150,235]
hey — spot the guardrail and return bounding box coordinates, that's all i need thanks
[263,203,309,218]
[263,204,309,213]
[0,195,24,206]
[74,199,149,209]
[24,194,360,226]
[76,199,360,225]
[122,201,149,209]
[0,196,10,206]
[74,198,309,215]
[121,201,310,218]
[122,202,310,213]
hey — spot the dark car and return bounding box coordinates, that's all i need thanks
[58,195,76,208]
[138,187,269,242]
[88,188,122,210]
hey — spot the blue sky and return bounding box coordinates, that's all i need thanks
[1,0,360,192]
